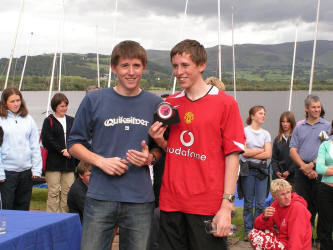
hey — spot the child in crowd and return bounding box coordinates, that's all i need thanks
[67,161,91,222]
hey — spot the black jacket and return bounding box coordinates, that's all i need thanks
[271,135,295,182]
[153,152,165,208]
[41,114,78,172]
[67,177,87,222]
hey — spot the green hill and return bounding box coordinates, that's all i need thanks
[1,40,333,91]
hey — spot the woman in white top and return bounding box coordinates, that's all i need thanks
[239,105,272,240]
[41,93,78,212]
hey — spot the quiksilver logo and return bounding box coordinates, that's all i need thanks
[104,116,149,127]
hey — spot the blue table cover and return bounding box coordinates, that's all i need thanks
[0,210,81,250]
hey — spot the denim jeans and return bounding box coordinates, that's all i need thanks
[240,168,268,234]
[81,197,153,250]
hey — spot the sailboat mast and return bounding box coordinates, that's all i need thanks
[19,32,33,91]
[309,0,321,94]
[58,52,63,91]
[218,0,222,81]
[58,0,65,92]
[96,26,100,88]
[172,0,189,94]
[288,28,298,111]
[232,7,236,100]
[47,52,57,116]
[108,0,118,88]
[4,0,25,89]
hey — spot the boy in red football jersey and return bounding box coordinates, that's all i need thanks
[149,39,245,249]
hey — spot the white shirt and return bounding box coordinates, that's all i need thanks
[240,126,271,164]
[55,116,67,144]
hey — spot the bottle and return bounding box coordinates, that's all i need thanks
[0,192,6,235]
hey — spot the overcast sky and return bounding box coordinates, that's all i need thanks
[0,0,332,58]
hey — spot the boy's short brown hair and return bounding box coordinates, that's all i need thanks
[51,93,69,112]
[77,161,91,176]
[170,39,207,66]
[111,40,147,67]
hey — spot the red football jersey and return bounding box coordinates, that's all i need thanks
[159,86,245,215]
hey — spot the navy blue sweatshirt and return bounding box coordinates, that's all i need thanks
[68,88,162,202]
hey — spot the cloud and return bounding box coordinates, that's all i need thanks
[125,0,333,25]
[0,0,332,58]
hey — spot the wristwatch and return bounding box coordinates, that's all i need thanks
[222,194,235,203]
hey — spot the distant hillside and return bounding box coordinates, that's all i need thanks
[148,40,333,83]
[1,40,333,90]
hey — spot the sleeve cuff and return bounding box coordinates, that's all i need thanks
[0,171,5,180]
[32,169,42,177]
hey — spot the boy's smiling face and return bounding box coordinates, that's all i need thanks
[171,53,206,90]
[112,57,146,95]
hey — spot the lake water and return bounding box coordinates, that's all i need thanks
[22,90,333,139]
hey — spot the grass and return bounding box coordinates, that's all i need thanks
[231,207,246,240]
[30,187,247,238]
[30,188,47,211]
[33,188,319,242]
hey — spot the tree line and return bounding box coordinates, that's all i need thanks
[1,75,332,91]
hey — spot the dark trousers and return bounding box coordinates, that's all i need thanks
[148,208,160,250]
[318,183,333,250]
[159,211,227,250]
[294,168,321,240]
[0,170,33,210]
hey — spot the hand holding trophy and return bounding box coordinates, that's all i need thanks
[154,102,180,125]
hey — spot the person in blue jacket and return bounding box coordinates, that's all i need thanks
[68,40,162,250]
[0,87,42,210]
